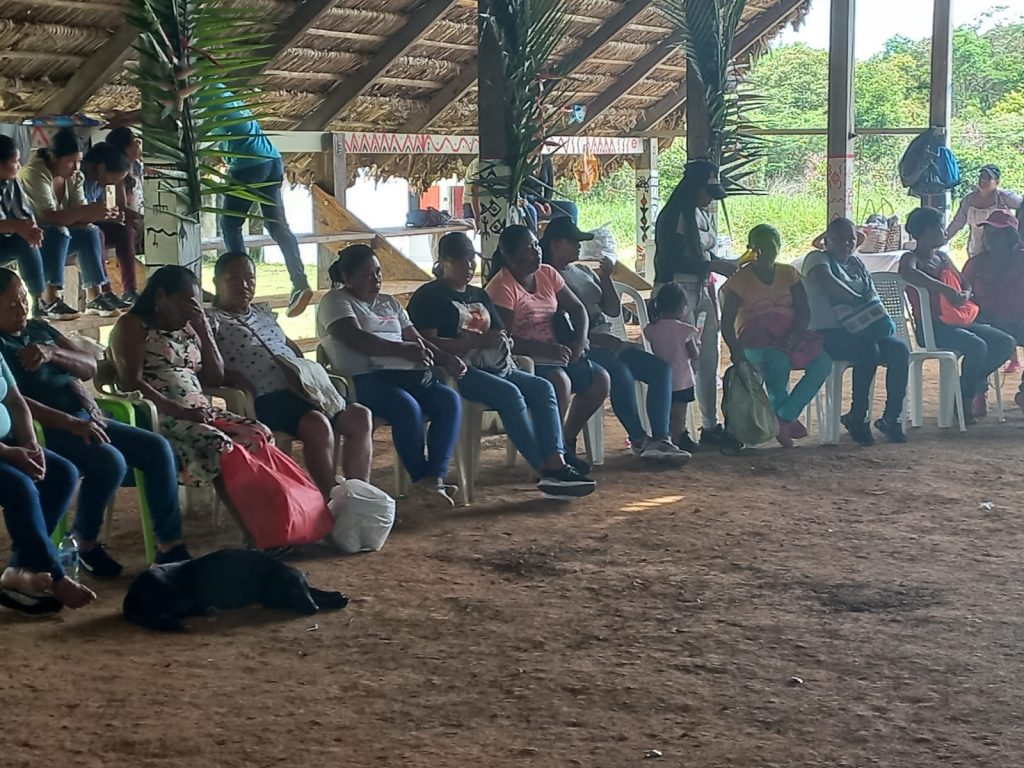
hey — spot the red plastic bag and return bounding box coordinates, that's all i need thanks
[937,268,980,327]
[219,438,333,549]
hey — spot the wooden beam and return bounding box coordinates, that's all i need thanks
[39,24,138,115]
[562,38,679,135]
[399,59,477,134]
[238,0,338,80]
[297,0,458,131]
[631,0,807,134]
[927,0,953,217]
[826,0,855,221]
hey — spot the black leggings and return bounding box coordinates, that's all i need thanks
[821,330,910,422]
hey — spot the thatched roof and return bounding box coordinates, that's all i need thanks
[0,0,811,139]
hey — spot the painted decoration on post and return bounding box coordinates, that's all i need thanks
[342,133,643,157]
[827,154,854,222]
[635,170,658,278]
[475,159,511,282]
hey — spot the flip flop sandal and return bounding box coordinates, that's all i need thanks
[0,588,62,616]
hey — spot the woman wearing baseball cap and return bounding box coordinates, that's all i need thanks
[946,164,1023,257]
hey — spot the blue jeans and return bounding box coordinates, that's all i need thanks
[0,449,78,580]
[0,234,45,296]
[744,347,832,423]
[354,372,461,482]
[43,415,183,543]
[41,225,107,289]
[928,321,1016,401]
[222,158,307,291]
[822,330,910,422]
[589,344,672,442]
[458,367,564,470]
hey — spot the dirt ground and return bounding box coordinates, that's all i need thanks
[2,368,1024,768]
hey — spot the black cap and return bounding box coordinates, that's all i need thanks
[980,164,1001,180]
[541,216,594,243]
[705,181,727,200]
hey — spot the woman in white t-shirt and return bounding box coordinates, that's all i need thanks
[209,251,372,497]
[317,245,466,510]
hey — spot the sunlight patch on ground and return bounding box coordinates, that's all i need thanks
[619,495,685,513]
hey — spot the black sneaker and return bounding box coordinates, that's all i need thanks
[676,430,700,453]
[37,297,80,321]
[564,453,592,476]
[121,290,140,305]
[286,286,314,318]
[537,465,596,499]
[699,424,729,447]
[79,545,124,578]
[85,294,121,317]
[154,544,193,565]
[841,414,875,446]
[0,588,62,616]
[874,416,907,443]
[103,291,131,310]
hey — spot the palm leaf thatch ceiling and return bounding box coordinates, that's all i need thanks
[0,0,810,138]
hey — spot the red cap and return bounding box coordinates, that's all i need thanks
[980,209,1019,230]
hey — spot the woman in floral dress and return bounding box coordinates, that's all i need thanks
[109,265,270,488]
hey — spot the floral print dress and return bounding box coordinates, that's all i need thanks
[141,322,271,486]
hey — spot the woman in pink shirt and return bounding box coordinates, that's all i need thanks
[485,225,609,473]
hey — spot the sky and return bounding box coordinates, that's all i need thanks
[775,0,1024,59]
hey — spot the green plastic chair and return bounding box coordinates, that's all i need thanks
[46,396,157,563]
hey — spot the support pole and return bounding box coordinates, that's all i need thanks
[927,0,953,220]
[313,133,348,289]
[826,0,856,223]
[634,138,659,278]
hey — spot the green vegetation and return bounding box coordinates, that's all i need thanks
[569,18,1024,263]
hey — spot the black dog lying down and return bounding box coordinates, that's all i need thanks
[123,549,349,632]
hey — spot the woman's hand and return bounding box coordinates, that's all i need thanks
[169,402,212,424]
[17,344,54,372]
[183,296,207,328]
[440,353,468,380]
[598,255,615,280]
[3,444,46,482]
[13,218,43,247]
[67,417,110,445]
[398,339,434,367]
[943,285,968,306]
[568,339,588,364]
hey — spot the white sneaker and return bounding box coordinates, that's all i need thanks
[409,479,456,511]
[640,437,691,465]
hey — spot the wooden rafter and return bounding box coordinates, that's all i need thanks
[632,0,807,134]
[561,37,679,136]
[401,0,652,136]
[39,23,138,116]
[238,0,339,80]
[297,0,459,131]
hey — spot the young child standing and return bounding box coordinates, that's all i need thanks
[645,282,700,452]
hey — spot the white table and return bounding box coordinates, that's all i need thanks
[790,249,904,275]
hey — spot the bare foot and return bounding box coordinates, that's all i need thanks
[776,419,794,449]
[51,577,97,609]
[1,566,53,594]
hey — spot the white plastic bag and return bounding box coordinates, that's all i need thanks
[579,223,617,264]
[328,479,396,554]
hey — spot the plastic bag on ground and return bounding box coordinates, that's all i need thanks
[329,479,396,554]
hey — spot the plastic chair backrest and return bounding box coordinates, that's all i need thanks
[611,280,651,351]
[902,282,940,351]
[871,272,915,349]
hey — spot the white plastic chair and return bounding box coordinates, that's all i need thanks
[872,273,968,431]
[815,361,876,445]
[610,280,699,440]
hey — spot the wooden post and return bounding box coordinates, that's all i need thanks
[477,0,512,281]
[826,0,856,222]
[634,138,659,277]
[928,0,953,221]
[313,133,348,289]
[142,175,201,276]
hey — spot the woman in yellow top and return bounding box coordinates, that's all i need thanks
[720,225,832,447]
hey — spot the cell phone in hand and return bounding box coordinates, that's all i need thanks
[695,312,708,335]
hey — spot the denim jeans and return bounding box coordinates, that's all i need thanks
[589,344,672,442]
[0,233,45,296]
[0,448,78,580]
[41,225,107,289]
[744,347,832,423]
[221,158,307,292]
[43,414,183,543]
[822,330,910,422]
[354,372,461,482]
[928,321,1016,402]
[457,367,564,470]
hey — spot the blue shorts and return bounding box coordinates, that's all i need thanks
[535,357,602,394]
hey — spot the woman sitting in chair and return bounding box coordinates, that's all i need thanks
[317,244,465,510]
[901,206,1015,423]
[109,265,272,503]
[720,225,832,448]
[408,232,595,499]
[485,225,609,473]
[0,268,190,578]
[541,216,687,463]
[208,251,372,498]
[801,217,910,446]
[0,348,94,613]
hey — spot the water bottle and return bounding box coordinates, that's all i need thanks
[58,532,79,581]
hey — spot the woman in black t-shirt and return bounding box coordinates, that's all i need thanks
[408,233,594,498]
